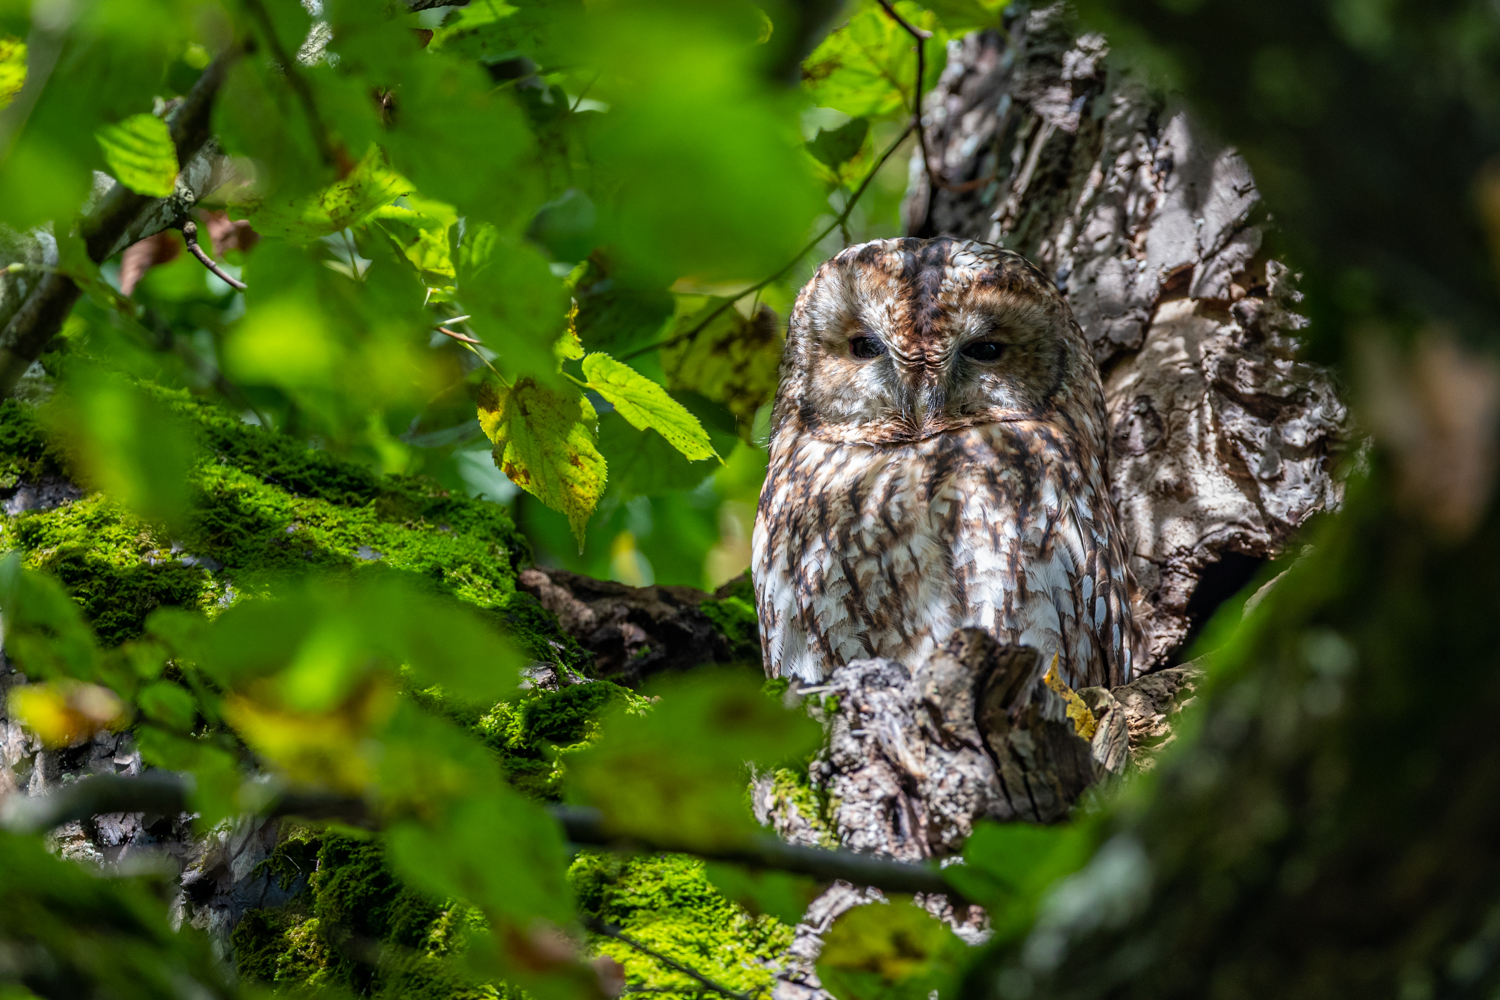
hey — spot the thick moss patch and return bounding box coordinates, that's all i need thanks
[572,852,793,999]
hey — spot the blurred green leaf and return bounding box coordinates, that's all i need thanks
[569,669,822,850]
[94,112,179,197]
[42,367,197,529]
[946,821,1094,938]
[596,411,712,498]
[704,862,819,925]
[387,788,573,926]
[662,301,783,422]
[586,3,823,284]
[427,0,585,72]
[478,377,606,549]
[250,145,412,244]
[581,352,717,461]
[802,2,947,119]
[0,556,102,683]
[816,900,963,1000]
[136,680,198,732]
[922,0,1008,33]
[457,222,569,379]
[807,116,870,168]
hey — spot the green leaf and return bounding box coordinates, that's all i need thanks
[704,862,819,925]
[582,352,717,461]
[42,367,198,530]
[0,35,25,110]
[250,145,412,244]
[478,378,607,549]
[95,113,179,198]
[596,410,713,498]
[921,0,1008,33]
[429,0,581,69]
[808,116,871,168]
[457,222,569,379]
[661,301,783,421]
[386,788,573,926]
[370,197,458,280]
[816,900,964,1000]
[569,670,823,850]
[946,821,1094,938]
[802,2,948,120]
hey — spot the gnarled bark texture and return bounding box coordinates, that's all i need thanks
[908,6,1348,665]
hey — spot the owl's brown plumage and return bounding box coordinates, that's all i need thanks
[751,237,1140,691]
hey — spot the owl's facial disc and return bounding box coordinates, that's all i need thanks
[783,238,1087,445]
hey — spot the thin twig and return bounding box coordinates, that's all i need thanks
[875,1,997,196]
[571,71,603,112]
[587,919,759,1000]
[619,121,915,363]
[180,220,248,290]
[239,0,341,170]
[437,326,482,345]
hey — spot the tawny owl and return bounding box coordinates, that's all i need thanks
[751,237,1140,691]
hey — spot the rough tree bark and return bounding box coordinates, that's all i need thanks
[909,4,1348,666]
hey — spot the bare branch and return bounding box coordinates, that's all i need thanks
[619,122,916,362]
[180,219,248,290]
[437,326,483,345]
[0,44,243,398]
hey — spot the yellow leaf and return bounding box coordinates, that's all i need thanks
[661,301,783,422]
[8,681,128,748]
[478,378,606,549]
[223,677,398,795]
[1042,654,1097,741]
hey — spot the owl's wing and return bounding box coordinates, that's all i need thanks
[1034,484,1135,689]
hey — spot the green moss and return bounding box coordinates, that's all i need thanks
[572,852,793,999]
[474,679,647,800]
[234,831,484,996]
[699,575,761,665]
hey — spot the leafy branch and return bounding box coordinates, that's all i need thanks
[0,43,242,398]
[620,119,916,363]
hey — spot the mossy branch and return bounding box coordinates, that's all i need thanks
[4,774,964,903]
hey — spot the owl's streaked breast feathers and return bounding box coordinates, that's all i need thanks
[751,237,1140,692]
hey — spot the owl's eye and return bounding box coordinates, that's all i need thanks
[962,341,1005,362]
[849,336,885,360]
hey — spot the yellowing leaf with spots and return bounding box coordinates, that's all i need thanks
[251,145,412,244]
[582,352,717,461]
[478,378,606,549]
[661,300,783,421]
[95,113,180,197]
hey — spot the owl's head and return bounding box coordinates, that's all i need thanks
[776,237,1096,444]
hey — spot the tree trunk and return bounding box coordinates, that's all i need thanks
[766,6,1355,995]
[909,4,1348,666]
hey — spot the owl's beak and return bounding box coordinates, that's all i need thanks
[899,369,947,435]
